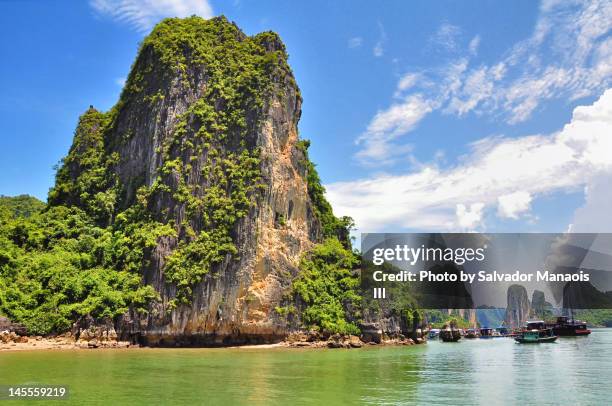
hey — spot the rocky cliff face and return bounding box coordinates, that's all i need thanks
[49,17,330,345]
[505,285,531,328]
[530,289,552,318]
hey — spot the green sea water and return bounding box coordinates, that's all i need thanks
[1,329,611,405]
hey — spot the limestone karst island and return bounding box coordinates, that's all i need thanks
[1,2,612,405]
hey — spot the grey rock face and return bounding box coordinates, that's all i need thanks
[0,316,27,336]
[505,285,531,328]
[95,20,323,345]
[530,289,553,318]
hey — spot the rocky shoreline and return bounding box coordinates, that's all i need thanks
[1,315,425,352]
[1,330,425,352]
[0,330,133,351]
[283,331,425,349]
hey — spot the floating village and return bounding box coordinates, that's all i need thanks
[432,316,591,344]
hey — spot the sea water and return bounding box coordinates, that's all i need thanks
[1,329,610,405]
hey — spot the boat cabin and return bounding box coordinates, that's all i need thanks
[498,327,510,336]
[428,329,440,338]
[554,316,587,329]
[480,328,494,337]
[522,331,540,342]
[526,320,546,330]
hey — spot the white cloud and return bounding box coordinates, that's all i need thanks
[502,66,572,124]
[431,23,462,52]
[446,65,496,116]
[115,77,126,87]
[356,59,468,165]
[348,37,363,49]
[328,88,612,232]
[396,73,421,94]
[568,172,612,232]
[90,0,213,33]
[456,203,485,230]
[469,35,481,56]
[456,0,612,121]
[373,22,387,57]
[355,1,612,162]
[497,191,532,219]
[373,44,384,57]
[355,95,432,165]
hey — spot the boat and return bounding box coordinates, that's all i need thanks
[526,320,546,330]
[428,329,440,339]
[507,329,522,338]
[439,321,461,342]
[465,329,479,339]
[479,327,494,338]
[439,328,461,342]
[515,328,558,344]
[498,327,510,336]
[548,316,591,337]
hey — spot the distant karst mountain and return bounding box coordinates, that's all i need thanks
[505,284,530,328]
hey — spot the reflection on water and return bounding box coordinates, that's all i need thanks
[1,330,610,405]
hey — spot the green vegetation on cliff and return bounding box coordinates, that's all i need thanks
[48,108,118,225]
[425,310,474,329]
[287,238,361,335]
[359,260,423,333]
[0,195,45,218]
[0,16,360,336]
[48,16,295,305]
[297,140,354,248]
[0,196,166,334]
[279,141,360,335]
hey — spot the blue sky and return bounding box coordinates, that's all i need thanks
[1,0,611,234]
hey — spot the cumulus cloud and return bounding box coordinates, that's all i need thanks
[569,173,612,232]
[355,0,612,162]
[456,203,485,230]
[90,0,213,33]
[497,191,532,219]
[327,88,612,232]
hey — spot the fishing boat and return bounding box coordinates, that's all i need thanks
[548,316,591,337]
[507,329,522,338]
[498,327,510,336]
[515,327,558,344]
[526,320,546,330]
[428,329,440,339]
[465,329,479,339]
[479,327,494,338]
[439,328,461,342]
[439,321,462,342]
